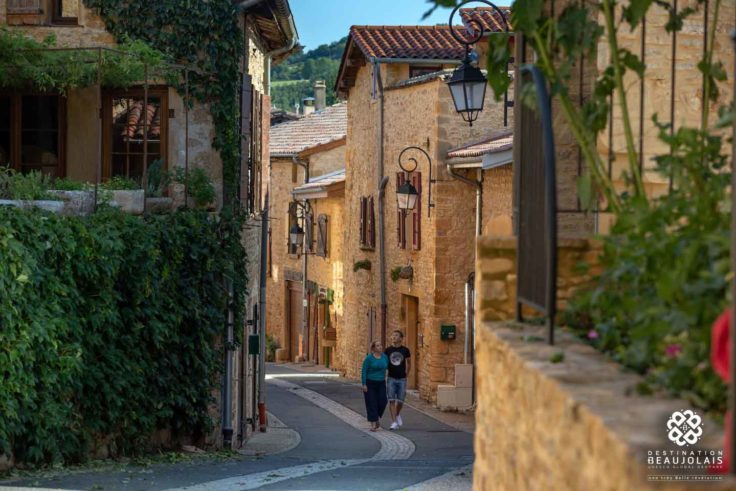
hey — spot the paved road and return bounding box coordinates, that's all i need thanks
[1,365,474,491]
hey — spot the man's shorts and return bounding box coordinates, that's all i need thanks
[387,377,407,402]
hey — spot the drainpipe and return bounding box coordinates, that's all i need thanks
[223,279,235,447]
[293,157,310,360]
[447,165,483,364]
[374,60,388,346]
[257,193,269,431]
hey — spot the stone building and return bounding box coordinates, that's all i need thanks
[266,99,347,366]
[334,15,513,404]
[0,0,298,449]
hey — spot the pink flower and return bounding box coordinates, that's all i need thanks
[587,329,599,340]
[665,344,683,358]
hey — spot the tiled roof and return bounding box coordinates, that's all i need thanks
[447,131,513,160]
[270,103,347,157]
[292,169,346,197]
[384,69,454,91]
[349,25,465,61]
[458,7,512,35]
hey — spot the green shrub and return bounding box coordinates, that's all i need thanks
[0,168,53,200]
[564,122,730,413]
[52,177,89,191]
[101,176,140,190]
[170,167,216,209]
[0,206,247,465]
[265,335,280,362]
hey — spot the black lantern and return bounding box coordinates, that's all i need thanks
[446,0,511,126]
[397,179,419,211]
[448,60,487,126]
[289,223,305,248]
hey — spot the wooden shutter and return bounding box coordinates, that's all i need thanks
[359,197,367,246]
[317,214,328,257]
[412,172,422,250]
[240,74,253,207]
[396,172,407,249]
[368,196,375,248]
[7,0,42,13]
[304,213,314,253]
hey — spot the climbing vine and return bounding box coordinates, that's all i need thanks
[82,0,244,204]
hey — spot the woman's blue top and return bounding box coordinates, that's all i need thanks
[361,353,388,385]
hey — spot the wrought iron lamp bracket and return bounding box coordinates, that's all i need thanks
[398,146,434,218]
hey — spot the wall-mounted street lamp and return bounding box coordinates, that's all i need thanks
[396,146,434,217]
[446,0,511,126]
[288,200,315,254]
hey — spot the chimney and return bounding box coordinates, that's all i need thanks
[303,97,315,116]
[314,80,326,111]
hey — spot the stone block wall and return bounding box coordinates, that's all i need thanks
[481,165,513,236]
[473,321,732,491]
[476,236,602,322]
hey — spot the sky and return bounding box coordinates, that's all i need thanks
[290,0,479,52]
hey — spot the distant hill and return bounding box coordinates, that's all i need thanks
[271,37,347,111]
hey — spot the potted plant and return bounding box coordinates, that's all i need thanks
[99,176,145,215]
[0,169,65,214]
[48,177,95,216]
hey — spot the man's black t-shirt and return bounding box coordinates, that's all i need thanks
[384,346,411,379]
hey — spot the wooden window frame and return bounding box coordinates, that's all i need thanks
[0,92,67,177]
[51,0,79,25]
[7,0,43,14]
[102,86,169,181]
[359,196,376,250]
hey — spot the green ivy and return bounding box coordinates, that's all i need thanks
[82,0,244,205]
[0,206,246,465]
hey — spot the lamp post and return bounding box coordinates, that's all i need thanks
[288,199,314,362]
[396,146,433,217]
[446,0,511,127]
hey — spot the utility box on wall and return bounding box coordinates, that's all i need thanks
[440,324,456,341]
[248,334,260,355]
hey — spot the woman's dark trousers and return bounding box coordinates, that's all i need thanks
[364,379,387,422]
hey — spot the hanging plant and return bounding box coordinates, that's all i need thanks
[353,259,371,272]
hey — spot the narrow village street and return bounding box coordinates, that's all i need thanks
[0,365,474,491]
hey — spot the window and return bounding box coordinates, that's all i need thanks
[304,213,314,254]
[52,0,79,25]
[7,0,42,14]
[0,94,65,177]
[103,88,168,183]
[396,172,407,249]
[359,196,375,249]
[409,66,442,78]
[316,214,328,258]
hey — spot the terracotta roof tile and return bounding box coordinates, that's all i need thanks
[458,7,512,35]
[349,25,465,61]
[270,103,347,156]
[447,131,513,159]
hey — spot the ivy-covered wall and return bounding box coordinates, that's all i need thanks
[0,206,246,465]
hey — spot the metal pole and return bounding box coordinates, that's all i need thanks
[223,280,234,447]
[301,201,310,361]
[729,29,736,476]
[258,193,269,431]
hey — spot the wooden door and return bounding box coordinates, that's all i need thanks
[287,281,303,362]
[404,295,419,389]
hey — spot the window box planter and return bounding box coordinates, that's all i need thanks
[47,190,95,216]
[146,197,174,214]
[102,189,145,215]
[0,199,65,214]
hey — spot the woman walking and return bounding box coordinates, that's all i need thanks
[361,341,388,431]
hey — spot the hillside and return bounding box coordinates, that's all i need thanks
[271,37,347,111]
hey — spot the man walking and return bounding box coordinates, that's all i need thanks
[385,330,411,430]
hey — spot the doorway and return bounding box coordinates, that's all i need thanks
[286,281,303,362]
[403,295,419,389]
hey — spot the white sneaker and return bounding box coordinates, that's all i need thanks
[390,422,399,430]
[397,415,403,427]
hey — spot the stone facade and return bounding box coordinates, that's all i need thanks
[476,236,601,322]
[339,58,513,401]
[2,0,283,454]
[266,145,346,366]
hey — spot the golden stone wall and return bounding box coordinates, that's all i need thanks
[339,61,515,401]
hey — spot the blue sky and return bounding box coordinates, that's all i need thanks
[290,0,495,52]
